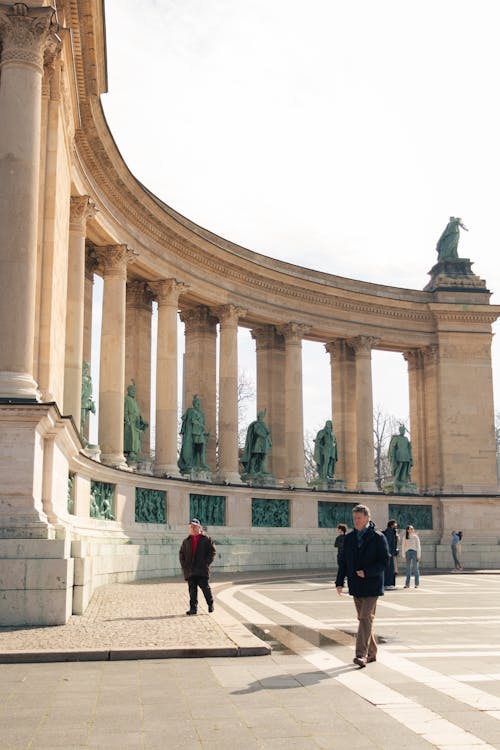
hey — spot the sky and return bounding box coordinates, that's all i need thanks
[93,0,500,444]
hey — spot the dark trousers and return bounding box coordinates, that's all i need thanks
[385,555,396,587]
[353,596,378,660]
[188,575,213,612]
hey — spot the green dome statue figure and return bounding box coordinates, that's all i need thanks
[123,381,148,463]
[436,216,468,261]
[241,410,272,476]
[313,420,338,481]
[178,394,210,474]
[388,424,413,487]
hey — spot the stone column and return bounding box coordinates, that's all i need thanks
[151,279,188,476]
[125,281,153,458]
[349,335,379,492]
[83,248,96,366]
[93,245,135,468]
[325,339,356,486]
[216,304,246,483]
[278,323,311,487]
[180,306,217,471]
[0,5,59,399]
[63,196,96,430]
[251,325,286,479]
[421,344,441,493]
[403,349,426,491]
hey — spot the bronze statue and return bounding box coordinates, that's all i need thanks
[241,410,272,476]
[178,394,210,474]
[80,361,95,437]
[388,424,413,486]
[436,217,468,261]
[123,381,148,463]
[313,419,338,480]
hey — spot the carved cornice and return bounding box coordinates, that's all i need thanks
[0,4,60,74]
[149,279,189,307]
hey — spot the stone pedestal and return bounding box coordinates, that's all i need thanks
[242,473,277,488]
[382,481,417,495]
[424,258,488,293]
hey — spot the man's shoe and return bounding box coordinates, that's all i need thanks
[186,609,197,616]
[367,656,376,663]
[208,604,214,613]
[353,656,367,668]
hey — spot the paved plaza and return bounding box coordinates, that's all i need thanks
[1,570,500,749]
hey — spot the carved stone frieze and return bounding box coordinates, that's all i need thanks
[0,4,60,74]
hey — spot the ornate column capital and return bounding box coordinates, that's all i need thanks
[179,305,217,333]
[277,322,311,344]
[422,344,439,365]
[92,244,137,280]
[0,4,60,74]
[325,338,350,360]
[214,304,247,327]
[69,195,97,232]
[149,278,189,307]
[403,349,424,369]
[347,335,380,355]
[127,280,153,310]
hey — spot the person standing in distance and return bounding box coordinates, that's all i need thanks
[336,504,389,668]
[179,518,216,615]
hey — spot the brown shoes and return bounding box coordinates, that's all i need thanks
[353,656,367,668]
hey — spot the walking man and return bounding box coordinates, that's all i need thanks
[179,518,216,615]
[336,504,389,667]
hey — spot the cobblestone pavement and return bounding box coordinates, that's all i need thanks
[0,575,276,660]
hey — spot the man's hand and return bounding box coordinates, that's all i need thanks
[336,586,343,596]
[356,570,365,578]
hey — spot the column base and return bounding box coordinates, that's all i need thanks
[217,470,243,485]
[153,463,181,479]
[100,453,129,470]
[0,371,39,401]
[356,481,379,493]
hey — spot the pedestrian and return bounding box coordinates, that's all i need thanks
[334,523,347,565]
[402,525,421,588]
[335,504,389,668]
[383,519,399,589]
[451,530,463,571]
[179,518,216,615]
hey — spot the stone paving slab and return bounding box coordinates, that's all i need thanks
[0,576,272,663]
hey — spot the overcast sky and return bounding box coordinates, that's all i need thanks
[96,0,500,441]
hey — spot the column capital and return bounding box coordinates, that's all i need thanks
[403,349,424,368]
[69,195,97,232]
[214,304,247,327]
[422,344,439,365]
[179,305,217,333]
[126,280,153,310]
[149,278,189,307]
[0,4,60,74]
[325,338,350,360]
[277,322,311,344]
[347,335,380,355]
[92,244,136,280]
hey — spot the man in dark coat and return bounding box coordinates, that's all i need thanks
[179,518,216,615]
[335,504,389,667]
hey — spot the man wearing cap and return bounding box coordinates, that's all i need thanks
[179,519,216,615]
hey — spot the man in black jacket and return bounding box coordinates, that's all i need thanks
[335,504,389,667]
[179,518,216,615]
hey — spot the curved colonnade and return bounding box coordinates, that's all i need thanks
[0,1,499,624]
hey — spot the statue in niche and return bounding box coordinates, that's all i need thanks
[80,361,96,438]
[436,216,468,261]
[313,419,338,481]
[123,381,148,463]
[388,424,413,487]
[241,410,272,476]
[178,394,210,474]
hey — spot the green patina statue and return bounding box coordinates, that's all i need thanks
[178,394,210,474]
[313,419,338,481]
[241,409,272,476]
[436,216,468,261]
[123,381,148,463]
[388,424,413,486]
[80,361,96,436]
